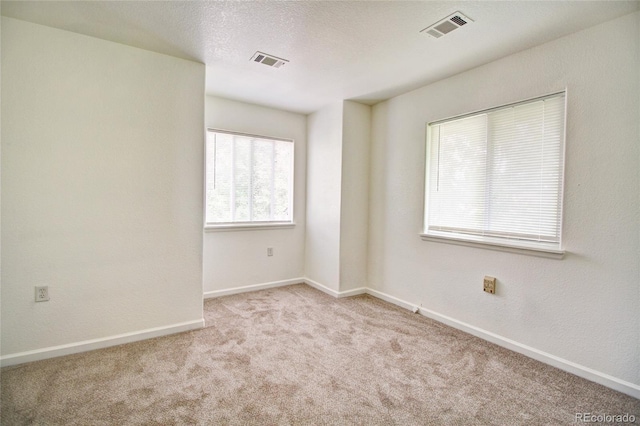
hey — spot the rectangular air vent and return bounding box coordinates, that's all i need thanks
[420,11,473,39]
[250,51,289,68]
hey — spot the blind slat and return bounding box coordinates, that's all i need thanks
[426,93,565,247]
[205,131,294,224]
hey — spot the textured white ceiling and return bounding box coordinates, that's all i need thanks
[2,1,638,114]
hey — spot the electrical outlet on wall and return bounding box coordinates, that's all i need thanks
[267,247,274,257]
[483,276,496,294]
[35,286,50,302]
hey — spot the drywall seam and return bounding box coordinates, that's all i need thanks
[203,278,306,299]
[365,287,640,399]
[0,319,204,367]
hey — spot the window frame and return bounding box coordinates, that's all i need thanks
[204,128,295,231]
[420,92,567,259]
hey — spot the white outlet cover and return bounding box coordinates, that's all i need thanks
[35,286,50,302]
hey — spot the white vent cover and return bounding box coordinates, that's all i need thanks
[421,11,473,39]
[250,51,289,68]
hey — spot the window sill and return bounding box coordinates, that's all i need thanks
[205,222,296,232]
[420,232,564,259]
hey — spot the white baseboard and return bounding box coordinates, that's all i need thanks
[203,278,306,299]
[303,278,366,298]
[0,319,204,368]
[365,288,419,311]
[203,277,366,300]
[364,288,640,399]
[9,280,634,397]
[304,277,340,297]
[339,286,368,298]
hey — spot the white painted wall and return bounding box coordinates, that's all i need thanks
[339,101,371,291]
[368,11,640,387]
[202,96,307,294]
[305,100,371,294]
[1,18,205,356]
[0,8,3,360]
[305,102,343,291]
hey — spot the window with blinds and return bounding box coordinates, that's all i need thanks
[205,130,294,226]
[424,92,566,253]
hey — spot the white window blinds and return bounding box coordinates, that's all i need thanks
[206,130,293,225]
[425,93,566,249]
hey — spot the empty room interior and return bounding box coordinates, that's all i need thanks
[1,0,639,424]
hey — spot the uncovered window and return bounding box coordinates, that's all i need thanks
[422,92,566,256]
[205,130,294,229]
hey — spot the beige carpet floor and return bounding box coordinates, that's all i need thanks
[1,283,638,425]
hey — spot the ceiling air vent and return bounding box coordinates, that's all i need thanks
[250,51,289,68]
[420,11,473,39]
